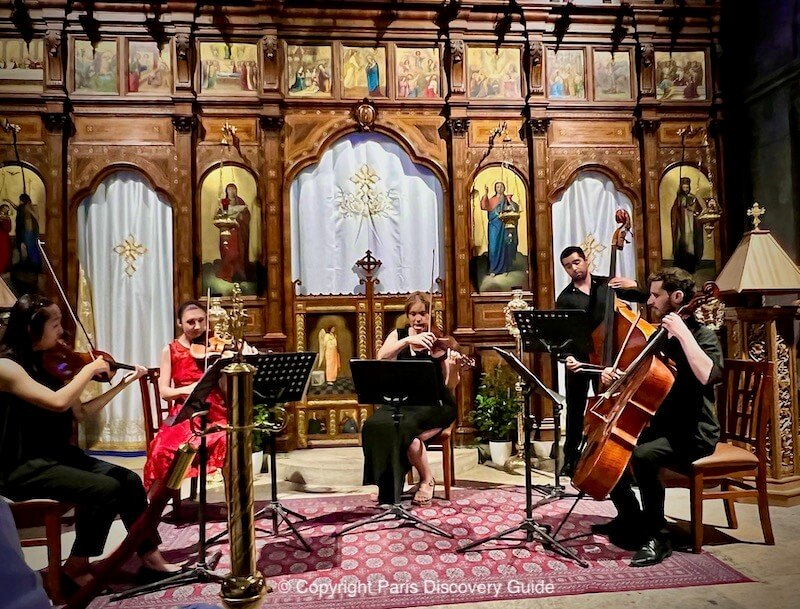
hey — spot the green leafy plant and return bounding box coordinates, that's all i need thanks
[470,364,520,442]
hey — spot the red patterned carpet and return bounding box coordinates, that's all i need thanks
[87,486,750,609]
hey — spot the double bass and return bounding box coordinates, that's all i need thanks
[571,281,719,500]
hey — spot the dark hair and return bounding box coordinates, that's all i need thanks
[0,294,57,365]
[176,300,205,322]
[559,246,586,263]
[647,267,696,303]
[404,291,431,315]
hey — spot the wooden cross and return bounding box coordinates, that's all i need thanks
[356,250,382,285]
[747,202,766,230]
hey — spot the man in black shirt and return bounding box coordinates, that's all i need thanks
[555,246,647,475]
[593,267,722,567]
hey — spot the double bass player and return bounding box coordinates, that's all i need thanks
[592,267,723,567]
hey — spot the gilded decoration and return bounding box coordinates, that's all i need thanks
[549,148,640,198]
[112,234,148,277]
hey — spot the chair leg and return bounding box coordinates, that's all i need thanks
[756,468,775,545]
[721,480,738,529]
[406,470,414,486]
[690,473,704,553]
[189,476,198,501]
[442,436,452,500]
[44,510,63,603]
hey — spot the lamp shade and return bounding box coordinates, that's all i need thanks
[0,275,16,308]
[715,229,800,294]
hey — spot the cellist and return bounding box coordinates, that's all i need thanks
[592,267,722,567]
[555,246,647,476]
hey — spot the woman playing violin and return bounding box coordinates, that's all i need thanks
[142,300,228,490]
[0,295,180,590]
[362,291,465,506]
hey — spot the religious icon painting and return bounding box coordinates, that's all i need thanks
[659,165,716,280]
[127,40,172,95]
[470,166,529,293]
[655,51,706,101]
[199,165,263,296]
[396,47,440,99]
[546,48,585,100]
[0,38,43,92]
[286,44,333,98]
[341,46,387,98]
[306,314,356,398]
[199,42,258,95]
[0,165,46,294]
[467,46,521,99]
[592,49,633,101]
[74,40,119,95]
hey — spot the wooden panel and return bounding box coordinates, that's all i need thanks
[201,117,258,143]
[72,117,173,144]
[0,116,43,143]
[472,301,509,330]
[549,120,633,146]
[469,119,525,147]
[658,121,708,147]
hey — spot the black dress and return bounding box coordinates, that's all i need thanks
[361,327,457,504]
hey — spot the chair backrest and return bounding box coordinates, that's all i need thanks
[138,368,166,453]
[718,359,772,451]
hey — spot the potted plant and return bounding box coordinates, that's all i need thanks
[251,402,270,474]
[471,364,519,465]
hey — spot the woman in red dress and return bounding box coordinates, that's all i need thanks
[143,301,227,490]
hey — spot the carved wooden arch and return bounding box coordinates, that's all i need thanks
[197,160,261,202]
[549,162,640,206]
[467,161,530,223]
[659,160,714,185]
[284,123,449,189]
[0,160,47,199]
[69,162,175,212]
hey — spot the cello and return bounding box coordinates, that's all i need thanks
[571,281,719,500]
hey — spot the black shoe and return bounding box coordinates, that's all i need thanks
[591,514,646,550]
[590,515,629,537]
[630,536,672,568]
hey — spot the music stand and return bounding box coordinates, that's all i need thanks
[513,310,588,504]
[335,360,453,539]
[111,359,230,601]
[457,347,587,567]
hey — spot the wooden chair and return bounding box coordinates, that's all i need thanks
[663,359,775,553]
[406,422,457,500]
[138,368,196,511]
[5,497,73,603]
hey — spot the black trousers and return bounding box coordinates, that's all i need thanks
[2,445,158,558]
[608,430,709,538]
[564,369,598,460]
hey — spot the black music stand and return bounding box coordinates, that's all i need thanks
[457,347,587,567]
[514,310,589,504]
[111,359,230,601]
[335,360,453,539]
[246,352,317,550]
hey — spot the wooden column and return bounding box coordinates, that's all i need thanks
[260,115,287,350]
[637,118,661,277]
[171,116,195,306]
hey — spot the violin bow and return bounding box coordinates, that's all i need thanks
[203,288,211,371]
[37,239,98,353]
[427,248,436,333]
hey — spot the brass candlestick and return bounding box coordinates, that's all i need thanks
[220,284,268,607]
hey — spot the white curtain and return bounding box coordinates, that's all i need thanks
[77,171,174,451]
[291,133,444,295]
[551,171,638,296]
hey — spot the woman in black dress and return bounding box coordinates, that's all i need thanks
[362,292,463,506]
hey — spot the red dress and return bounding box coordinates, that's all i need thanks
[143,340,227,489]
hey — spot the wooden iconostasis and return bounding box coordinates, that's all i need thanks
[0,1,726,451]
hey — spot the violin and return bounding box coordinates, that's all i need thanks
[42,339,136,384]
[37,240,138,383]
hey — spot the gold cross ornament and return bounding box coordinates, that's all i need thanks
[113,234,148,277]
[747,202,766,230]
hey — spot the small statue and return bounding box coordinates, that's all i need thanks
[318,326,341,385]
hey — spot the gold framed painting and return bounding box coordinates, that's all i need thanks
[286,44,333,98]
[127,40,171,95]
[199,42,258,95]
[546,48,585,100]
[74,40,119,95]
[396,46,440,99]
[467,46,521,99]
[655,51,706,101]
[341,45,387,98]
[0,39,43,92]
[592,49,633,101]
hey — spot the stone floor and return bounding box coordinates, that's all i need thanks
[19,447,799,609]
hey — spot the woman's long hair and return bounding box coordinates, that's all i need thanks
[0,294,55,366]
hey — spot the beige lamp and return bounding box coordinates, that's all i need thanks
[0,275,16,309]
